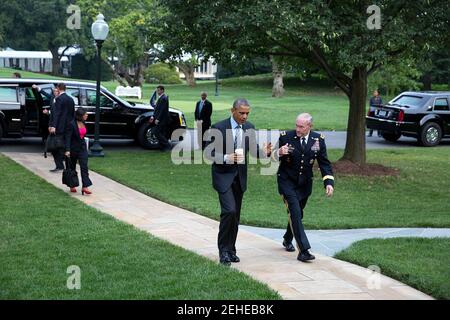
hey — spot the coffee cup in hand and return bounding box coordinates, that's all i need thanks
[235,148,244,164]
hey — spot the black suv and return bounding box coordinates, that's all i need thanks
[366,91,450,146]
[0,79,187,149]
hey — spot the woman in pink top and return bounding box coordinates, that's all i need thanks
[64,108,93,195]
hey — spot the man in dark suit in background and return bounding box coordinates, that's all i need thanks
[48,83,75,172]
[206,98,271,266]
[195,91,213,149]
[150,85,171,151]
[275,113,334,262]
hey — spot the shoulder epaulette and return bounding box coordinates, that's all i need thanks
[280,131,286,136]
[320,134,325,139]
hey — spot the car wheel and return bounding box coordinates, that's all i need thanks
[382,132,401,142]
[138,123,159,149]
[418,122,442,147]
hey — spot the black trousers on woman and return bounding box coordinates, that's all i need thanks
[69,151,92,188]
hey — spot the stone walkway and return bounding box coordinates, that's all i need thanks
[242,226,450,256]
[2,151,434,300]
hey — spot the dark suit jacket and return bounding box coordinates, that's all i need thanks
[195,99,213,128]
[65,120,88,155]
[277,130,334,200]
[51,92,75,135]
[207,118,263,193]
[153,94,170,125]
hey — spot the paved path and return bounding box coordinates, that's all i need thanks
[1,130,449,154]
[2,151,434,300]
[242,226,450,257]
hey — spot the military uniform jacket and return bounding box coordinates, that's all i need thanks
[276,130,334,199]
[153,94,170,125]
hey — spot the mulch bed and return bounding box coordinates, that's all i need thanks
[332,160,400,177]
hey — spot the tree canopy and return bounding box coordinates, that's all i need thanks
[161,0,449,164]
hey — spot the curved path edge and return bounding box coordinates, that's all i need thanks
[2,151,433,300]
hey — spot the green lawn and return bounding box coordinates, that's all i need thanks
[0,155,279,299]
[1,67,350,130]
[88,148,450,230]
[335,238,450,300]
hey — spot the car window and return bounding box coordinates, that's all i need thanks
[66,88,80,106]
[40,88,53,106]
[392,95,424,108]
[86,89,113,108]
[434,98,449,111]
[0,87,18,103]
[25,88,36,100]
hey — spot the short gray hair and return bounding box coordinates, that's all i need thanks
[296,113,313,124]
[233,98,250,109]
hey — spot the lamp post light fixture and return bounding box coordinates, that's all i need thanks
[89,13,109,157]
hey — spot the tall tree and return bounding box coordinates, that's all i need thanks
[76,0,161,86]
[0,0,79,75]
[161,0,449,165]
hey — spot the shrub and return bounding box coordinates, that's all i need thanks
[145,63,182,84]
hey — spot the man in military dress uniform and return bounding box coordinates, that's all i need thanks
[274,113,334,262]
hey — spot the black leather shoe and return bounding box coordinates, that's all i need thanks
[282,240,296,252]
[219,252,231,266]
[229,253,240,263]
[297,250,315,262]
[50,168,63,173]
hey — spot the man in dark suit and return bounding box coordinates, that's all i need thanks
[194,91,213,149]
[150,85,171,151]
[48,83,75,172]
[32,84,60,168]
[206,98,271,266]
[275,113,334,262]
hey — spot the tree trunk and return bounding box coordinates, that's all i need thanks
[421,73,432,90]
[50,47,61,76]
[340,66,368,165]
[271,56,285,98]
[178,63,196,87]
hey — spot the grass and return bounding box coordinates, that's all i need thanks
[88,148,450,230]
[0,154,280,299]
[1,67,349,130]
[334,238,450,300]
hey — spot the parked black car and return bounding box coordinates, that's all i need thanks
[0,79,187,149]
[366,91,450,146]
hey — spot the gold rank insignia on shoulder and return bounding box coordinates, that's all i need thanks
[320,134,325,139]
[280,131,286,136]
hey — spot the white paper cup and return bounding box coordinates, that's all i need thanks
[235,148,244,163]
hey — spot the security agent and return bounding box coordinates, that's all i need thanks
[274,113,334,262]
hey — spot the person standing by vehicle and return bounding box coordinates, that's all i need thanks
[368,90,383,137]
[49,83,75,172]
[150,85,171,151]
[275,113,334,262]
[64,108,92,195]
[195,91,213,150]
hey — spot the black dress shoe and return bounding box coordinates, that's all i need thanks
[229,253,240,263]
[297,250,315,262]
[50,168,63,173]
[219,252,231,266]
[282,240,296,252]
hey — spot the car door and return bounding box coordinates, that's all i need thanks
[433,97,450,135]
[0,84,22,134]
[84,88,127,136]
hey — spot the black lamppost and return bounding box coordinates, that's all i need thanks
[214,62,219,96]
[90,13,109,157]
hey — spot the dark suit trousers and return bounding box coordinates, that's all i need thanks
[153,123,170,149]
[282,195,311,252]
[69,152,92,188]
[52,148,65,169]
[217,176,243,254]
